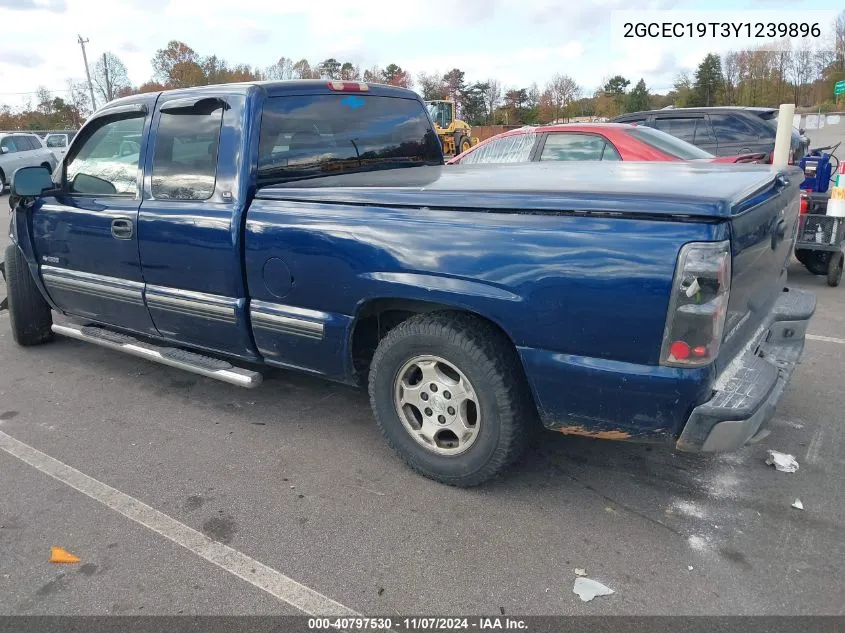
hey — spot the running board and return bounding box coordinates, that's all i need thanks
[51,324,263,389]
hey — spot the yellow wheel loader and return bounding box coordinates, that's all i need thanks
[425,100,479,156]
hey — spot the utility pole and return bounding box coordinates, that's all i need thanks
[77,35,96,112]
[103,53,112,101]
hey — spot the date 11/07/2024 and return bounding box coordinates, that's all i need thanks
[622,21,821,39]
[308,617,528,631]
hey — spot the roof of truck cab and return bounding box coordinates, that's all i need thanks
[258,161,801,219]
[99,80,420,111]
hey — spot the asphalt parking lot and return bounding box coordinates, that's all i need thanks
[1,194,844,617]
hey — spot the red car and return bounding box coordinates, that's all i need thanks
[447,122,767,165]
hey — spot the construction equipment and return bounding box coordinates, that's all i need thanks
[425,100,478,156]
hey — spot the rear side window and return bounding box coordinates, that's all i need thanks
[540,133,616,161]
[257,94,442,186]
[459,131,536,164]
[14,135,37,150]
[653,117,699,143]
[709,114,761,142]
[152,98,224,201]
[627,126,714,160]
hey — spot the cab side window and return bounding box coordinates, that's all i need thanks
[65,113,145,196]
[151,99,224,201]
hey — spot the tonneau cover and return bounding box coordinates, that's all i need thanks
[257,162,802,219]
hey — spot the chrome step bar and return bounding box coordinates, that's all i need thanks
[51,323,263,389]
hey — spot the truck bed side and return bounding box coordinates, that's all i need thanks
[243,198,724,438]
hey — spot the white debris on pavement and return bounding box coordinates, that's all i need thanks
[671,500,708,519]
[687,535,709,551]
[688,566,694,571]
[574,568,587,577]
[791,499,804,510]
[765,450,799,473]
[573,577,614,602]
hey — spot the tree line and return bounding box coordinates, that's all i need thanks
[1,10,843,132]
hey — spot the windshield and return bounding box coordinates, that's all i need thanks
[257,94,443,187]
[627,125,714,160]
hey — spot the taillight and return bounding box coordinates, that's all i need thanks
[800,192,809,215]
[327,81,369,92]
[660,241,731,368]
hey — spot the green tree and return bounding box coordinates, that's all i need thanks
[672,72,695,107]
[442,68,466,114]
[602,75,630,113]
[626,78,649,112]
[417,72,445,100]
[460,83,488,125]
[340,62,359,81]
[383,63,411,88]
[503,88,528,123]
[292,59,316,79]
[602,75,630,95]
[692,53,723,106]
[317,58,341,79]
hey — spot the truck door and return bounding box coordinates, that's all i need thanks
[29,104,158,334]
[137,94,259,360]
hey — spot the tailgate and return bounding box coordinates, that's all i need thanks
[717,169,802,373]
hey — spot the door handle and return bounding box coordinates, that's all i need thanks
[111,218,133,240]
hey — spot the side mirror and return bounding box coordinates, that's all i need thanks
[11,165,54,197]
[0,146,8,155]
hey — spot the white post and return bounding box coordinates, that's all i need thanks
[772,103,795,168]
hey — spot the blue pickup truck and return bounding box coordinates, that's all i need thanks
[5,80,815,486]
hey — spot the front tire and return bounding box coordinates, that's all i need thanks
[4,244,53,346]
[368,311,534,486]
[828,252,843,287]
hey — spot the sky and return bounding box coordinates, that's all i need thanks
[0,0,841,109]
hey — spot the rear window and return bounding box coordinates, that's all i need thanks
[257,94,442,186]
[458,131,536,164]
[627,126,714,160]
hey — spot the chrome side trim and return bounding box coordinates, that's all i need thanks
[251,312,324,339]
[250,300,326,340]
[145,287,237,324]
[41,266,144,306]
[51,323,262,388]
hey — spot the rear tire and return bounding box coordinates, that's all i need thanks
[4,244,53,346]
[368,311,534,487]
[0,169,6,194]
[800,251,829,276]
[828,252,843,287]
[452,134,465,156]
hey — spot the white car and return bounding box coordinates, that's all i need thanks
[43,130,78,163]
[0,132,58,193]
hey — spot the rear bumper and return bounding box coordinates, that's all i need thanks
[676,287,816,453]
